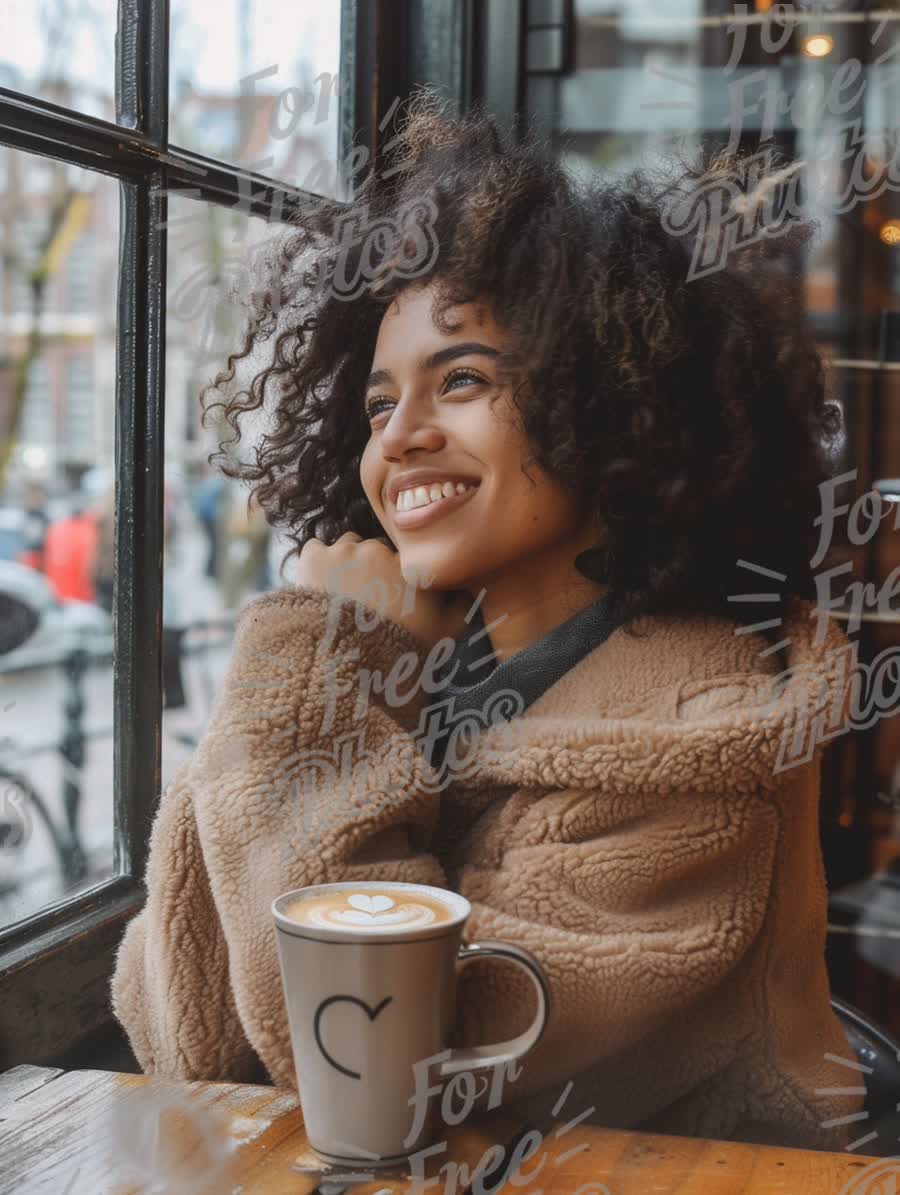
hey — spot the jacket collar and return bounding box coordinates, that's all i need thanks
[444,597,855,795]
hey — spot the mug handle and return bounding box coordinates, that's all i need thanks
[438,939,551,1081]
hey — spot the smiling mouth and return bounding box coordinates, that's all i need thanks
[391,483,480,528]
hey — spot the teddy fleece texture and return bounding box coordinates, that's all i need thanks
[110,584,865,1151]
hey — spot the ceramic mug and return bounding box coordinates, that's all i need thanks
[272,880,551,1168]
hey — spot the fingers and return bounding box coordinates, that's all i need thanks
[297,530,398,596]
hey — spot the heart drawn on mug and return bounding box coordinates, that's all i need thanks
[313,994,394,1080]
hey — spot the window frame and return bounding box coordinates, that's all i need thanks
[0,0,423,1069]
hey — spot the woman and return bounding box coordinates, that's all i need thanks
[111,89,863,1151]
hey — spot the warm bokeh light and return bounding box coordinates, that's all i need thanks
[801,34,834,59]
[879,219,900,246]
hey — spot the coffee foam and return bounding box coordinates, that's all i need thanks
[285,890,454,932]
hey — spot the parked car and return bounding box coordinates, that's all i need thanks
[0,560,112,674]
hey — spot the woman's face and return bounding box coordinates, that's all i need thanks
[359,282,596,595]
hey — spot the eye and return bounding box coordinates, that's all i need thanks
[365,396,393,421]
[442,367,486,392]
[364,367,489,424]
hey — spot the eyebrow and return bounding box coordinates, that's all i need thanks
[364,341,500,396]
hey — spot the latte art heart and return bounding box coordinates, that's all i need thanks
[333,891,435,927]
[288,889,456,932]
[348,894,394,915]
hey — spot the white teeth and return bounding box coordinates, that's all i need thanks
[395,481,477,511]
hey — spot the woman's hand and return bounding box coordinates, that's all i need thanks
[295,532,471,648]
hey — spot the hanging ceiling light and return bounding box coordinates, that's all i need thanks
[801,32,834,58]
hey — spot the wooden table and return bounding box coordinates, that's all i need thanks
[0,1065,891,1194]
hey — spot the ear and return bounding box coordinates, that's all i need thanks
[574,546,608,582]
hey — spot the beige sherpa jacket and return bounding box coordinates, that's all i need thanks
[110,583,865,1152]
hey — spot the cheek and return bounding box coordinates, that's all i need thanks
[500,477,578,539]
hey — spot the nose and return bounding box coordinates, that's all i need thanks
[379,395,446,459]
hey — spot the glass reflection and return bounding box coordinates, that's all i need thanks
[170,1,345,198]
[162,193,299,788]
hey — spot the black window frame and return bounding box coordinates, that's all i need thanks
[0,0,448,1070]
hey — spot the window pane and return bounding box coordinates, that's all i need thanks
[170,1,346,198]
[0,148,118,930]
[0,1,116,122]
[163,194,297,786]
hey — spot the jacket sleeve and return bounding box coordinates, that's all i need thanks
[109,764,268,1082]
[445,777,781,1114]
[110,584,449,1081]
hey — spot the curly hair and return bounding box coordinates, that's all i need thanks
[202,85,842,651]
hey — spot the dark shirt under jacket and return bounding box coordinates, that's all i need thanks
[422,590,621,775]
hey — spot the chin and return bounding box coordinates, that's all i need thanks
[399,555,441,589]
[399,552,470,593]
